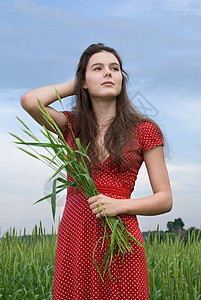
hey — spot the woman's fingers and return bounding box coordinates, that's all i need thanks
[87,195,107,218]
[87,194,102,205]
[93,204,104,219]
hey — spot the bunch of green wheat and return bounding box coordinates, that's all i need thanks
[10,92,142,281]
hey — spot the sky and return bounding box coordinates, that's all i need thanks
[0,0,201,236]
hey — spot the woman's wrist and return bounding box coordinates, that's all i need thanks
[118,199,132,215]
[52,80,75,99]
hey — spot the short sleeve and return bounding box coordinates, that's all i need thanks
[138,121,164,153]
[62,111,74,130]
[62,111,73,127]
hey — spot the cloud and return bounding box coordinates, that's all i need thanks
[1,0,201,95]
[168,163,201,192]
[0,132,64,236]
[0,192,62,236]
[93,0,201,17]
[155,95,201,147]
[0,1,81,88]
[133,161,201,195]
[168,99,201,131]
[165,0,201,15]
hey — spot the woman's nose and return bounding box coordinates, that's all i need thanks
[104,68,112,77]
[104,71,112,78]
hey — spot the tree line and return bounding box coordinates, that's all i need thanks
[142,218,201,243]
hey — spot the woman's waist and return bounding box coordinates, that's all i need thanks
[67,184,132,199]
[96,184,132,199]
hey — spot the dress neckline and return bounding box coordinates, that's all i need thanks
[97,155,110,165]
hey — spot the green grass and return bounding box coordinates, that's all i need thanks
[146,231,201,300]
[0,222,57,299]
[0,223,200,299]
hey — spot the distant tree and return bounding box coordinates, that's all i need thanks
[166,218,185,233]
[173,218,185,230]
[167,221,174,232]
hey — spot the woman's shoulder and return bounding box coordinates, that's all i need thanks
[135,119,164,153]
[138,119,159,129]
[137,119,162,135]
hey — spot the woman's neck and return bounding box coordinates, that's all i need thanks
[91,97,116,126]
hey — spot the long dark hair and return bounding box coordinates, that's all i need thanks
[70,43,163,166]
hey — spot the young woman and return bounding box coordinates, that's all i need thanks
[21,43,172,299]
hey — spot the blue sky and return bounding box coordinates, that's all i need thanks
[0,0,201,235]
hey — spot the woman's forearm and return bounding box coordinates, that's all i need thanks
[123,191,172,216]
[88,191,172,219]
[20,80,76,132]
[21,80,75,109]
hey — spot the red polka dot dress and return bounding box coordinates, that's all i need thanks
[52,112,164,300]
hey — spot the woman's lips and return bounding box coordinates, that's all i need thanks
[101,81,114,86]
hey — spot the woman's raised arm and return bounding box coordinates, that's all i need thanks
[20,80,75,133]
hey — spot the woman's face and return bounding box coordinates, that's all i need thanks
[83,51,122,101]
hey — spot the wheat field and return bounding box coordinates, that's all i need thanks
[0,222,200,299]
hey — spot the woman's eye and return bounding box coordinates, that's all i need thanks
[112,67,119,71]
[94,67,102,71]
